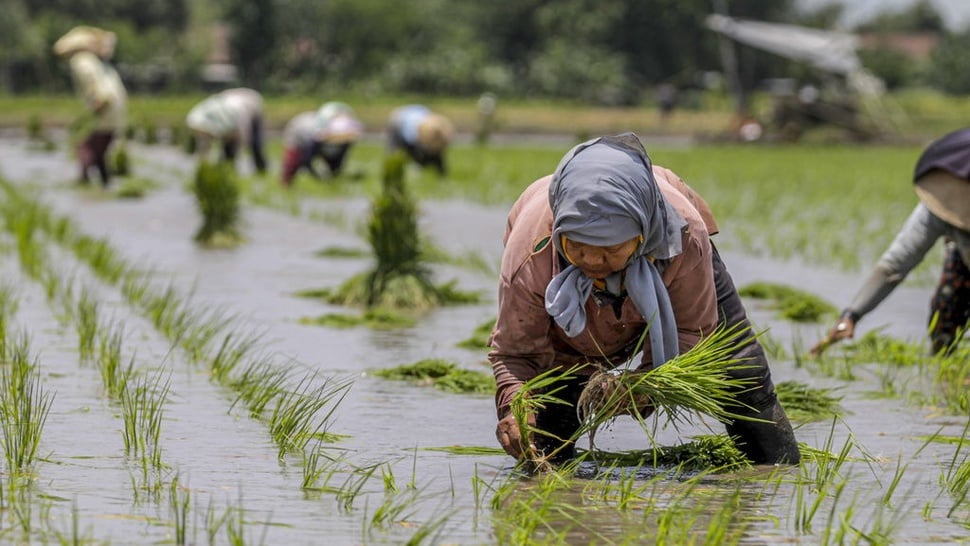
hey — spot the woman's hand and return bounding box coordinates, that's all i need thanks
[809,313,856,357]
[495,412,536,459]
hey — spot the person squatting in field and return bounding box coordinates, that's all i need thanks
[387,104,454,175]
[813,127,970,357]
[280,101,364,187]
[186,87,268,174]
[489,132,800,466]
[53,26,128,187]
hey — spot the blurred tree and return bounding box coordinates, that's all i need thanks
[221,0,277,87]
[855,0,944,33]
[926,29,970,94]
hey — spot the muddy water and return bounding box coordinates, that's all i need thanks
[0,136,967,545]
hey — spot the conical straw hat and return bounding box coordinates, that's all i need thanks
[416,113,454,154]
[914,169,970,231]
[53,26,116,59]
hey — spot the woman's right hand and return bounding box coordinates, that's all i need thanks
[495,412,536,460]
[809,314,856,357]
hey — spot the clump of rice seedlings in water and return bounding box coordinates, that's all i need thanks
[120,371,170,473]
[327,153,472,312]
[268,373,352,460]
[372,359,495,394]
[192,161,243,247]
[0,333,54,476]
[298,309,416,329]
[739,281,838,322]
[576,324,762,451]
[774,380,844,423]
[110,143,129,177]
[457,317,496,349]
[591,435,751,473]
[115,177,158,199]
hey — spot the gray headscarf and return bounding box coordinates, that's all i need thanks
[544,133,687,366]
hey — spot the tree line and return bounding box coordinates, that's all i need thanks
[4,0,970,102]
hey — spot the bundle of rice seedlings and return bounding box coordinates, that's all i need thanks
[192,161,243,247]
[774,380,844,423]
[110,143,129,177]
[738,281,837,322]
[576,324,762,449]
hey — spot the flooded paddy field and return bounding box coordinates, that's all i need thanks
[0,134,967,545]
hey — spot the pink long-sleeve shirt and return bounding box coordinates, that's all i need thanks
[489,166,720,417]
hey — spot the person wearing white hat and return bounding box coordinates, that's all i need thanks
[53,26,128,187]
[813,127,970,356]
[186,87,267,173]
[280,102,364,186]
[387,104,454,174]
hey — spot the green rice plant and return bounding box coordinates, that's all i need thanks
[48,500,96,546]
[336,461,383,513]
[228,356,294,419]
[209,332,263,384]
[575,324,763,451]
[367,485,423,534]
[457,317,496,350]
[115,177,159,199]
[313,246,369,259]
[371,359,495,395]
[301,440,344,493]
[0,333,54,476]
[739,281,838,323]
[192,161,243,247]
[169,473,191,546]
[96,324,135,400]
[298,308,417,329]
[591,435,752,474]
[424,445,506,456]
[120,371,170,471]
[72,234,129,284]
[835,328,926,367]
[934,343,970,412]
[268,373,352,460]
[75,287,99,362]
[110,143,129,177]
[774,380,845,423]
[508,365,585,471]
[942,420,970,517]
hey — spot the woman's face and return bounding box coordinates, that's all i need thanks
[562,236,640,279]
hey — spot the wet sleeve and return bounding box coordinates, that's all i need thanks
[847,204,946,318]
[488,263,556,418]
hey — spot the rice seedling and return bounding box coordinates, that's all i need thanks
[457,317,496,350]
[267,373,352,460]
[120,370,170,472]
[0,332,54,477]
[774,380,845,423]
[109,143,129,177]
[74,287,99,362]
[313,245,369,259]
[96,323,135,400]
[72,234,128,284]
[590,435,753,474]
[47,499,96,546]
[228,356,294,419]
[575,324,763,453]
[115,177,159,199]
[423,446,506,456]
[738,281,838,323]
[298,308,417,329]
[169,472,191,546]
[209,331,263,384]
[371,359,495,395]
[191,161,244,248]
[324,152,473,313]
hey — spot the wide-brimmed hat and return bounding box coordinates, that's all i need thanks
[320,114,363,144]
[915,169,970,230]
[53,26,116,59]
[416,113,454,154]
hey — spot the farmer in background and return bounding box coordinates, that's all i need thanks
[812,128,970,357]
[280,101,364,187]
[53,26,128,187]
[387,104,454,174]
[186,87,267,174]
[489,132,800,465]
